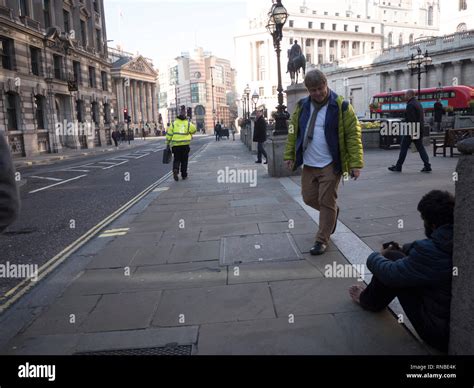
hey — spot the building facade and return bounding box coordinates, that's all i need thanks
[319,30,474,118]
[109,47,158,134]
[158,47,237,132]
[439,0,474,34]
[0,0,114,157]
[234,0,440,116]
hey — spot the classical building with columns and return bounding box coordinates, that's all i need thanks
[234,0,440,116]
[109,47,158,133]
[0,0,114,157]
[319,30,474,117]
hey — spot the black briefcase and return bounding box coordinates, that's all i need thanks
[162,146,172,164]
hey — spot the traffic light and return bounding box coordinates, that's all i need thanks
[123,108,128,122]
[187,107,192,119]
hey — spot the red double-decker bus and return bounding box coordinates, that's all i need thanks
[370,85,474,117]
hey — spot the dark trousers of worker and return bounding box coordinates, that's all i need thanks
[215,133,220,141]
[360,250,447,352]
[257,142,268,162]
[396,136,431,168]
[172,145,190,178]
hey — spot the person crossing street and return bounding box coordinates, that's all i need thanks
[166,105,197,181]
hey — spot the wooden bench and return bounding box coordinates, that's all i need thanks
[433,128,474,157]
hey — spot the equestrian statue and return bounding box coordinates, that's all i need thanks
[287,40,306,84]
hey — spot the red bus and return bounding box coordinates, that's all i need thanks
[370,85,474,117]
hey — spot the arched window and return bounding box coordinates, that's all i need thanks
[459,0,467,11]
[388,32,393,47]
[103,102,111,124]
[399,34,403,46]
[34,95,46,129]
[457,23,467,32]
[428,6,434,26]
[409,34,414,44]
[5,92,20,131]
[91,101,99,124]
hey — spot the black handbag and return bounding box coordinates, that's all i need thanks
[162,145,172,164]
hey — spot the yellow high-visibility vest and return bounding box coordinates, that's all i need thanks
[166,118,197,147]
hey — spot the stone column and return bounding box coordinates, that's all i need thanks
[151,84,157,122]
[452,61,463,85]
[449,138,474,354]
[435,64,444,87]
[117,79,124,122]
[314,39,319,64]
[336,40,342,61]
[348,40,353,57]
[325,40,330,63]
[133,80,139,124]
[147,83,153,123]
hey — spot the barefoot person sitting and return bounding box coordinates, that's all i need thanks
[349,190,454,352]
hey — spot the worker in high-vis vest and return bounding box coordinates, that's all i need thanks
[166,105,197,181]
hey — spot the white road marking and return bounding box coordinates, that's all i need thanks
[29,175,87,194]
[29,176,63,182]
[102,160,128,169]
[60,168,90,173]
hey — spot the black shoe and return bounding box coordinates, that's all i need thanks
[388,165,402,172]
[310,242,327,256]
[255,160,262,164]
[263,160,268,164]
[173,170,179,181]
[181,175,187,180]
[421,166,432,173]
[332,206,340,234]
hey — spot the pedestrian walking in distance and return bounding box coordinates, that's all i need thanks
[166,105,197,181]
[214,122,222,141]
[253,109,268,164]
[0,133,20,233]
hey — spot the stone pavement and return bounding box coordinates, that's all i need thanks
[1,136,441,355]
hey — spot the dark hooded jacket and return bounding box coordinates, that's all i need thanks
[0,134,20,232]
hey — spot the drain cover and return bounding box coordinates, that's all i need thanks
[76,344,192,356]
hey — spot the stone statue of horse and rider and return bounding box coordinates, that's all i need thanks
[287,40,306,84]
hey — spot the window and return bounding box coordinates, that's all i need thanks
[289,38,293,44]
[63,10,70,34]
[289,20,294,27]
[0,37,15,70]
[320,23,325,30]
[191,83,206,103]
[457,23,467,32]
[30,46,41,76]
[306,38,311,47]
[352,42,357,49]
[88,66,96,88]
[388,32,393,46]
[103,103,111,124]
[344,24,348,31]
[214,65,224,84]
[308,22,313,28]
[19,0,29,16]
[399,34,403,46]
[332,24,337,30]
[306,53,311,63]
[76,99,85,123]
[330,40,335,48]
[35,95,46,129]
[43,0,51,28]
[371,27,375,33]
[272,86,277,95]
[73,61,81,85]
[330,54,335,62]
[409,33,414,43]
[318,54,323,63]
[80,20,87,47]
[101,71,108,91]
[53,55,63,79]
[355,25,359,32]
[318,40,323,47]
[371,42,375,49]
[459,0,467,11]
[93,0,99,13]
[259,87,264,97]
[5,93,19,131]
[428,6,433,26]
[91,101,99,124]
[96,29,102,52]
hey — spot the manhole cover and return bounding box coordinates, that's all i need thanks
[76,344,192,356]
[220,233,302,265]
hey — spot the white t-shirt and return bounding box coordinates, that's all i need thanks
[303,103,333,168]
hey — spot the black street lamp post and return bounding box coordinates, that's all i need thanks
[252,90,259,112]
[244,84,251,120]
[266,0,290,136]
[407,47,432,97]
[210,66,216,128]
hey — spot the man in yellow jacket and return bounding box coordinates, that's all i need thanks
[166,105,197,181]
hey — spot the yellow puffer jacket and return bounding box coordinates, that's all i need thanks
[166,118,197,147]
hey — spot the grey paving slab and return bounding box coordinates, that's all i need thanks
[270,278,362,316]
[230,197,280,207]
[196,315,350,355]
[282,209,315,222]
[228,260,323,285]
[21,295,100,336]
[80,291,162,333]
[258,220,318,235]
[98,232,162,250]
[333,311,428,355]
[85,246,140,269]
[152,283,275,326]
[233,205,257,216]
[4,334,80,355]
[199,223,260,241]
[131,261,226,291]
[75,326,199,353]
[167,241,220,264]
[342,219,400,237]
[129,242,173,266]
[220,233,302,265]
[159,229,201,243]
[197,194,234,202]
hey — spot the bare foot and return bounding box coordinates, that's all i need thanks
[349,285,365,305]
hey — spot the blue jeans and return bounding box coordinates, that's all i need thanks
[396,136,430,168]
[257,142,267,162]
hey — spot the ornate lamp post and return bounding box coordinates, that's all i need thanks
[252,90,259,112]
[266,0,290,136]
[407,47,432,97]
[244,84,251,120]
